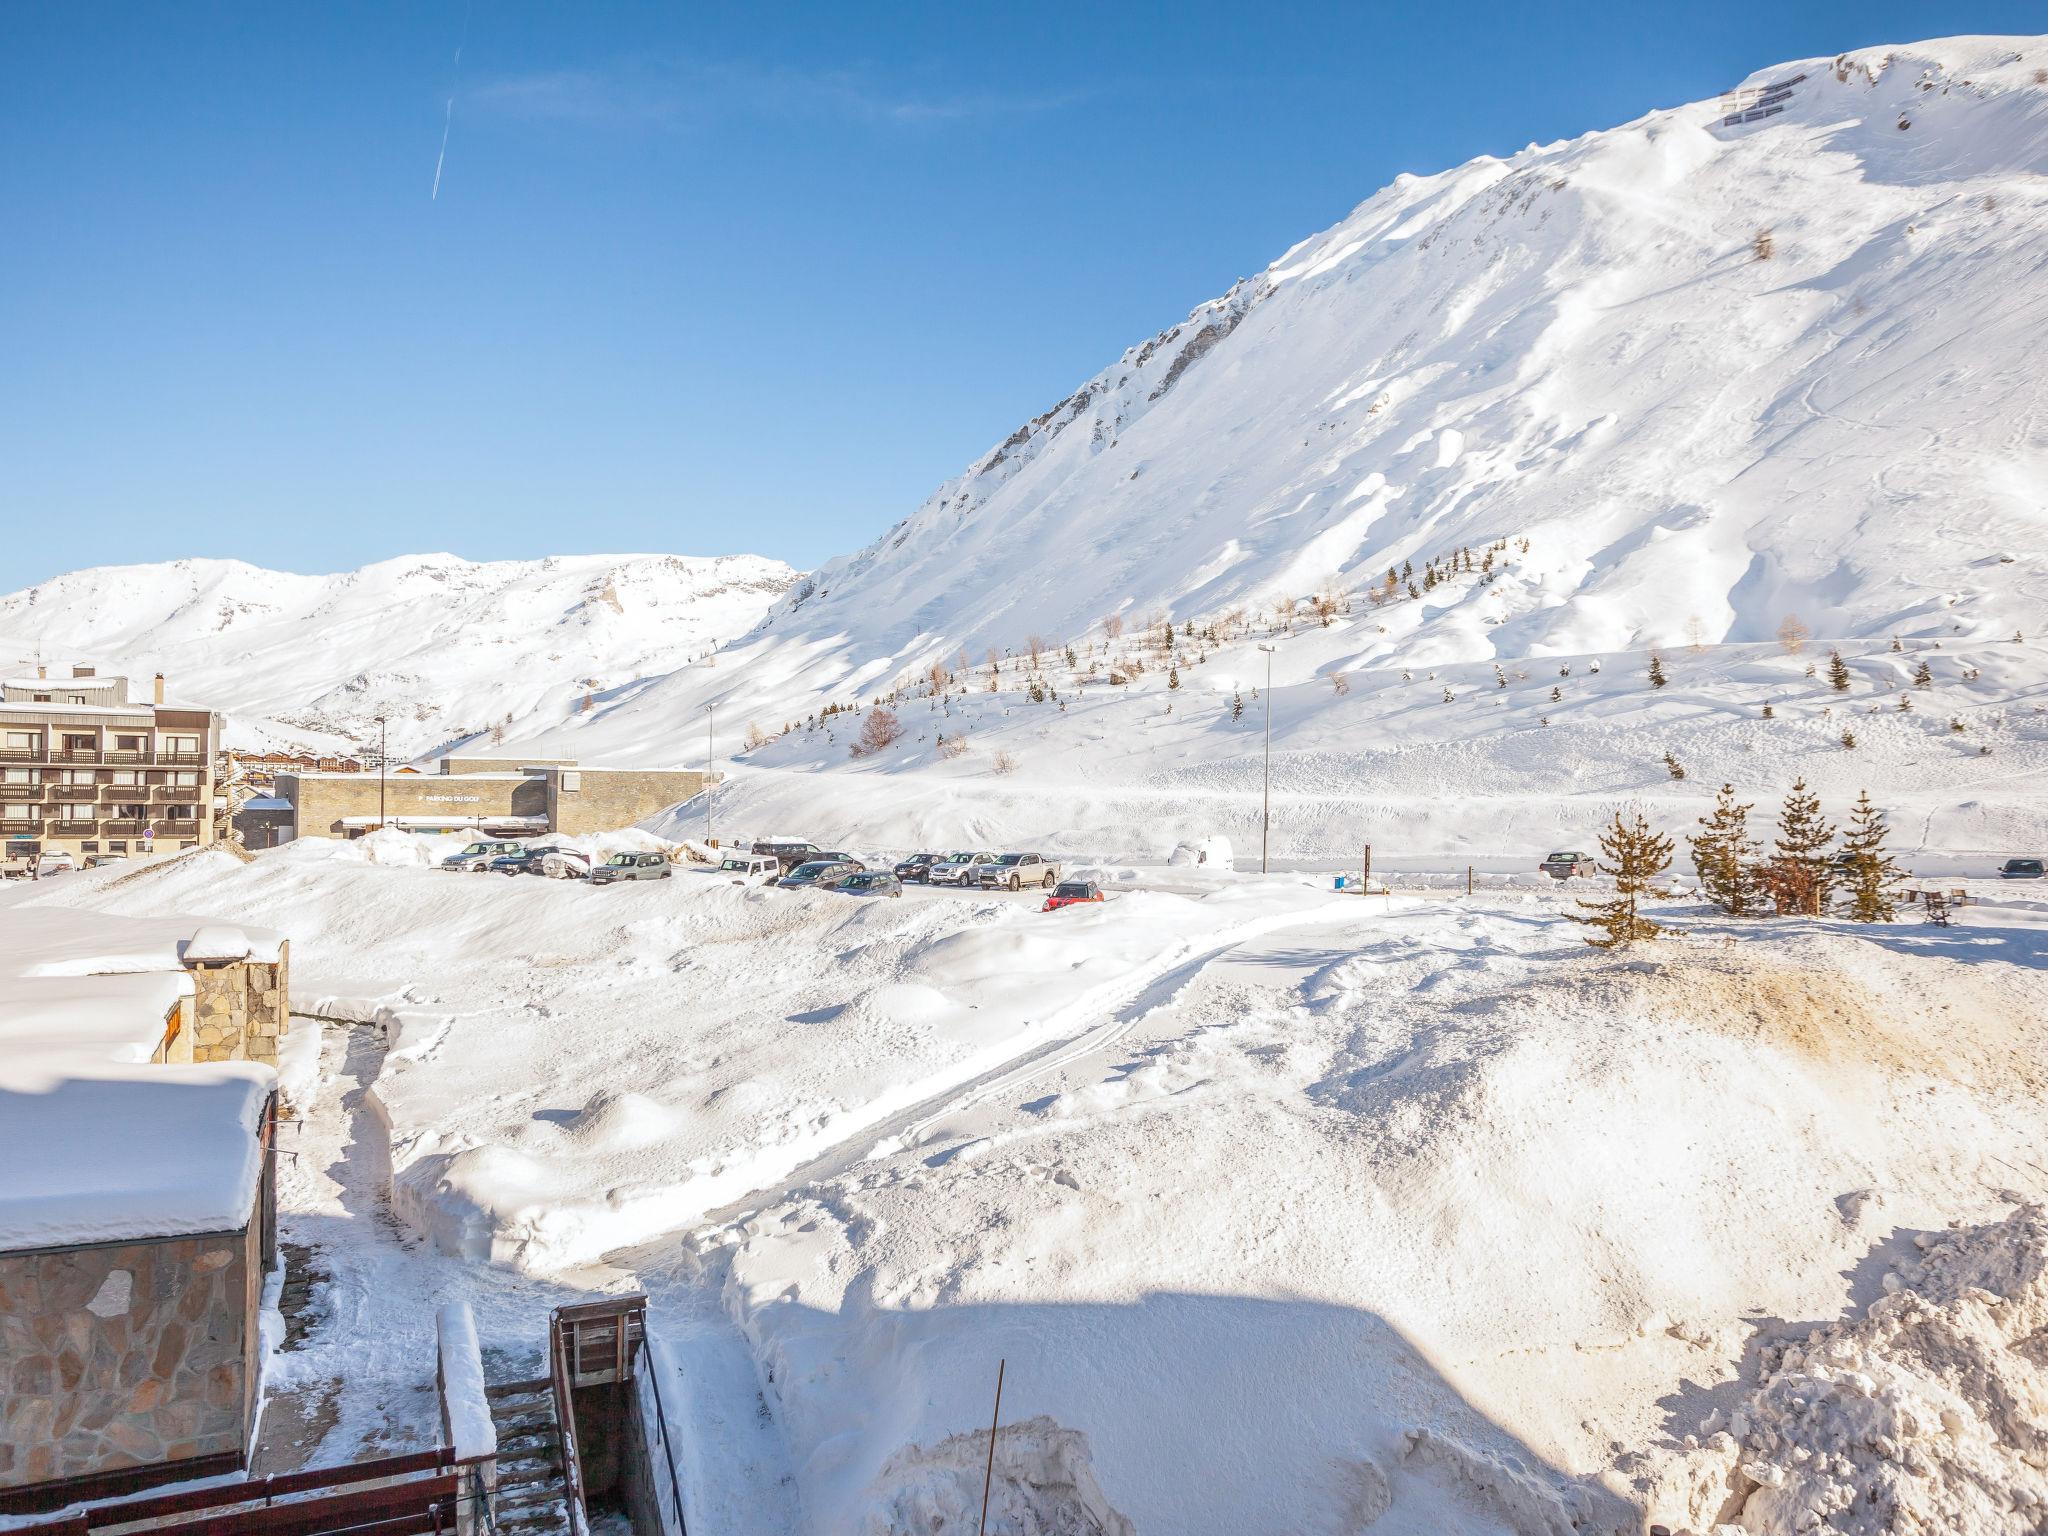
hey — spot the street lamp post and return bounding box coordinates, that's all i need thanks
[374,715,388,831]
[1257,644,1276,873]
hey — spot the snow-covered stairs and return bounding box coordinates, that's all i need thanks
[486,1378,574,1536]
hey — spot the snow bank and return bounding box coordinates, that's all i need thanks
[1700,1204,2048,1536]
[435,1300,497,1462]
[856,1416,1133,1536]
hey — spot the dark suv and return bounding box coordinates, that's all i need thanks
[753,839,824,874]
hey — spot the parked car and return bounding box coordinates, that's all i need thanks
[538,848,593,880]
[1043,880,1104,911]
[1999,857,2045,879]
[3,850,78,879]
[815,850,866,868]
[1540,851,1594,880]
[752,839,824,874]
[706,852,781,885]
[976,852,1060,891]
[893,853,944,883]
[440,840,525,872]
[776,859,861,891]
[83,854,132,870]
[839,870,903,899]
[488,849,555,876]
[926,852,996,887]
[590,851,673,885]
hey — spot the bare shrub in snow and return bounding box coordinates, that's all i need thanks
[743,721,768,751]
[935,733,970,760]
[992,749,1019,775]
[1329,671,1350,695]
[1753,227,1775,260]
[1776,613,1810,654]
[849,706,903,759]
[1102,613,1124,641]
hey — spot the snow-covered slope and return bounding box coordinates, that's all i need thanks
[544,36,2048,788]
[0,553,796,757]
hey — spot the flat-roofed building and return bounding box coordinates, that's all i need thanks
[277,755,712,841]
[0,667,220,865]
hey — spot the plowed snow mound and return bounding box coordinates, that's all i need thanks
[1703,1204,2048,1534]
[857,1415,1134,1536]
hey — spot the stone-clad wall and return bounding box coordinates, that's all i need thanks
[549,769,709,835]
[187,944,290,1067]
[0,1223,259,1489]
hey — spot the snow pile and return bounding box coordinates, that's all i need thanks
[1166,835,1232,871]
[856,1417,1134,1536]
[435,1300,497,1462]
[1707,1203,2048,1536]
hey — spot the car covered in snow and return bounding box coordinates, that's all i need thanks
[2000,857,2045,879]
[775,859,861,891]
[975,852,1061,891]
[589,851,673,885]
[1042,880,1104,912]
[838,870,903,899]
[706,852,780,885]
[892,852,944,883]
[538,847,593,880]
[925,852,996,887]
[440,839,525,872]
[487,848,561,876]
[1540,851,1594,880]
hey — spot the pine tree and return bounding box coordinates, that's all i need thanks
[1648,652,1668,688]
[1690,784,1760,916]
[1167,664,1181,691]
[1771,778,1836,915]
[1572,805,1673,948]
[1231,689,1244,721]
[1761,701,1775,718]
[1828,651,1851,692]
[1913,659,1933,687]
[1838,790,1903,921]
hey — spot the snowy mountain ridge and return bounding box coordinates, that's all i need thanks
[0,552,797,757]
[544,34,2048,774]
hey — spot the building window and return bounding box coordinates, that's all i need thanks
[58,802,93,820]
[179,840,197,850]
[0,768,32,784]
[4,731,40,752]
[166,805,195,822]
[107,840,126,853]
[116,802,147,820]
[115,734,145,751]
[109,769,138,785]
[172,770,200,786]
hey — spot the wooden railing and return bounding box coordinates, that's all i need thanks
[5,1445,483,1535]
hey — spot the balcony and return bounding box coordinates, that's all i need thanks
[158,752,206,767]
[51,820,96,835]
[52,748,103,764]
[0,783,40,801]
[0,817,42,834]
[100,818,149,834]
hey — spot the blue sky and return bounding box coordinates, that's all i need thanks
[1,2,2034,586]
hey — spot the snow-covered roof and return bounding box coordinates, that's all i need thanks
[240,796,292,811]
[336,814,549,829]
[0,907,282,1249]
[0,1063,274,1250]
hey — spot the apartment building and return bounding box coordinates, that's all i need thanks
[0,666,220,863]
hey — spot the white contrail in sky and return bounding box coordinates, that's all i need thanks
[432,97,454,200]
[431,0,471,201]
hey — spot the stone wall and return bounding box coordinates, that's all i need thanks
[186,943,289,1067]
[548,769,709,836]
[280,772,548,837]
[0,1222,259,1490]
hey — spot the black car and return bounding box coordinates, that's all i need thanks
[839,870,903,898]
[2000,857,2045,879]
[752,839,824,874]
[487,849,554,877]
[893,853,943,883]
[776,859,861,890]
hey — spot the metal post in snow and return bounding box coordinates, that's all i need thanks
[1467,865,1473,896]
[705,703,715,847]
[1363,843,1371,894]
[375,715,387,832]
[1258,644,1276,873]
[978,1358,1006,1536]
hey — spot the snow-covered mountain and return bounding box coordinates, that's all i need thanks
[542,36,2048,777]
[0,553,796,757]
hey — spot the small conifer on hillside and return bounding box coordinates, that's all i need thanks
[1838,790,1904,922]
[1770,778,1836,915]
[1690,784,1761,916]
[1648,652,1669,688]
[1828,651,1852,692]
[1572,805,1673,948]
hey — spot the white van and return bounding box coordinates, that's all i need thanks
[706,852,780,886]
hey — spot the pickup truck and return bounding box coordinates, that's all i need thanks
[1540,851,1595,880]
[975,852,1061,891]
[1,851,75,879]
[752,839,825,874]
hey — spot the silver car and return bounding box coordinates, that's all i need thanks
[926,852,996,887]
[975,852,1061,891]
[590,851,673,885]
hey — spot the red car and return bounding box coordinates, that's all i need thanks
[1042,880,1104,911]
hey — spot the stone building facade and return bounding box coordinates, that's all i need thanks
[278,759,710,841]
[186,944,290,1067]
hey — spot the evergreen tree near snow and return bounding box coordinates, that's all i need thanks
[1838,790,1904,922]
[1231,689,1244,721]
[1167,664,1181,690]
[1689,784,1761,917]
[1770,778,1837,915]
[1572,804,1673,948]
[1648,652,1668,688]
[1913,659,1933,687]
[1828,651,1852,692]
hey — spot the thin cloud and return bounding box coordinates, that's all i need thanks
[465,58,1083,131]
